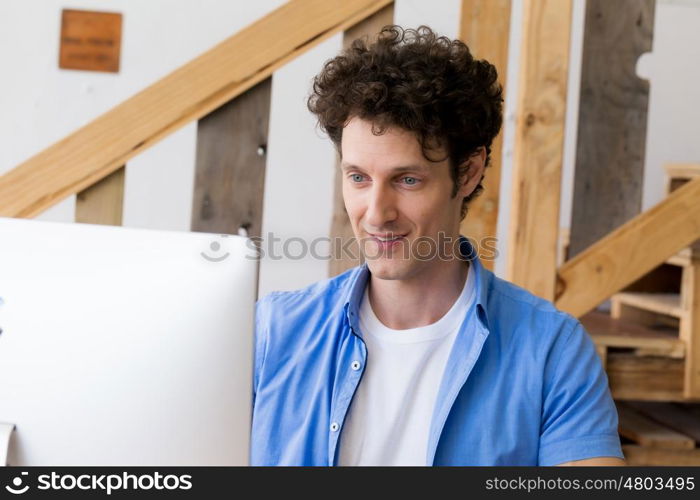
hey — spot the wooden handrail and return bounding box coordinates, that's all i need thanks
[555,176,700,318]
[0,0,392,218]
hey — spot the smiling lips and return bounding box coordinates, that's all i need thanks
[368,232,407,241]
[368,233,406,251]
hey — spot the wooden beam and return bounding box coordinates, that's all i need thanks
[681,254,700,398]
[506,0,572,300]
[0,0,394,219]
[568,0,655,258]
[612,292,683,319]
[617,403,695,449]
[458,0,512,272]
[75,166,125,226]
[625,401,700,444]
[329,3,394,277]
[556,177,700,318]
[607,353,686,402]
[623,445,700,466]
[191,79,271,238]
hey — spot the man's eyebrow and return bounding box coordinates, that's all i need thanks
[340,163,430,174]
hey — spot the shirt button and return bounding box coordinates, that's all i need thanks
[330,422,339,432]
[351,360,361,371]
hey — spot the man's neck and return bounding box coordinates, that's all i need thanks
[367,257,470,330]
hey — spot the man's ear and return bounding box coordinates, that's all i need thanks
[457,147,486,198]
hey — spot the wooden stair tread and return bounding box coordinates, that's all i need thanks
[623,445,700,466]
[625,401,700,444]
[616,403,696,449]
[612,292,683,318]
[607,353,688,402]
[666,246,700,267]
[581,311,684,356]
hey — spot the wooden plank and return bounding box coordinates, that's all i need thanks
[625,401,700,444]
[568,0,655,258]
[458,0,512,272]
[506,0,572,301]
[665,164,700,254]
[0,0,394,219]
[191,79,271,238]
[667,249,694,268]
[611,298,679,330]
[607,353,687,402]
[612,292,683,319]
[555,177,700,318]
[75,166,125,226]
[622,445,700,466]
[328,3,394,277]
[616,403,695,449]
[665,163,700,181]
[681,256,700,398]
[581,310,684,358]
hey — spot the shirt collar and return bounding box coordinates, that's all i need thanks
[342,234,491,333]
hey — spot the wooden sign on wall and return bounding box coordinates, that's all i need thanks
[59,9,122,73]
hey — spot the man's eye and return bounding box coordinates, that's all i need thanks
[401,176,420,185]
[349,174,365,183]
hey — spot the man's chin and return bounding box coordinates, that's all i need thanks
[365,257,413,280]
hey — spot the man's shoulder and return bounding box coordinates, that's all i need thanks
[484,270,579,339]
[256,264,360,315]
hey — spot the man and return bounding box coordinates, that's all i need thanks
[250,25,625,466]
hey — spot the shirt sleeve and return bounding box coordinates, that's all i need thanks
[538,317,625,466]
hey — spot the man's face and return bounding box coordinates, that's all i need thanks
[340,116,482,281]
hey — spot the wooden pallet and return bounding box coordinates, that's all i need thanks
[618,401,700,465]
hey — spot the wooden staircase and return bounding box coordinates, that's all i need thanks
[581,164,700,464]
[583,164,700,402]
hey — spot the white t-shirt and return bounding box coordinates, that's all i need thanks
[337,263,476,466]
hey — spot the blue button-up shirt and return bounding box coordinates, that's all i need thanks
[250,235,624,465]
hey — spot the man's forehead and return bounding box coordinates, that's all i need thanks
[341,117,449,166]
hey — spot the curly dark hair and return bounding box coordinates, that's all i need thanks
[307,25,503,220]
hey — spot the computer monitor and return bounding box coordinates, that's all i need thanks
[0,216,258,465]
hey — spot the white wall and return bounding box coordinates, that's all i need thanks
[2,0,699,298]
[640,0,700,211]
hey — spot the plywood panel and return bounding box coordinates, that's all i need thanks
[75,166,125,226]
[191,79,271,239]
[568,0,655,257]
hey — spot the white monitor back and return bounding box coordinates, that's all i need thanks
[0,217,258,465]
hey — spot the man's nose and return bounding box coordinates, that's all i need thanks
[365,182,398,229]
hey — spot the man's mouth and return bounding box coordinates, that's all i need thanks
[368,233,406,242]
